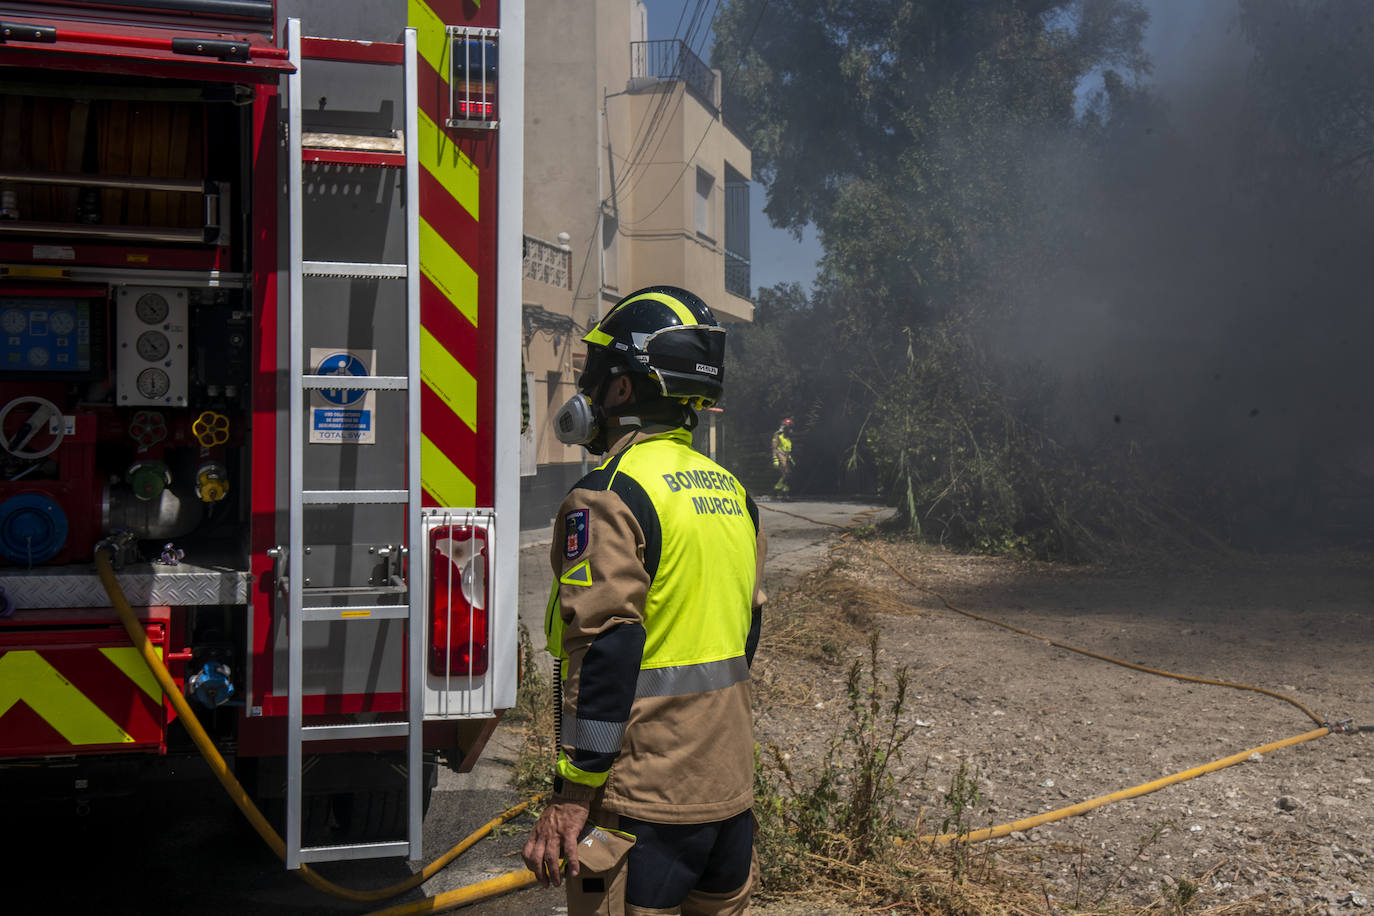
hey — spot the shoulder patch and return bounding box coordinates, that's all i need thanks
[560,560,593,587]
[564,508,590,560]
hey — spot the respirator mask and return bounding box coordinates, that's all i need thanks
[552,352,637,455]
[553,391,606,450]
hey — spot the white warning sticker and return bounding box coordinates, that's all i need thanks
[309,348,377,444]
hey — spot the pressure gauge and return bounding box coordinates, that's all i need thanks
[49,310,76,335]
[27,346,49,368]
[1,309,25,334]
[135,292,170,325]
[136,367,171,399]
[117,286,187,405]
[136,330,170,361]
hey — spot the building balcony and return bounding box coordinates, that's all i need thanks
[522,234,571,289]
[630,39,718,111]
[724,249,750,299]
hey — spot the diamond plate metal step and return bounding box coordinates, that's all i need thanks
[1,561,252,608]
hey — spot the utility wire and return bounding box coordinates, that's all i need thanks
[613,0,721,199]
[615,0,715,197]
[575,0,699,320]
[619,0,770,228]
[619,0,705,183]
[614,3,721,202]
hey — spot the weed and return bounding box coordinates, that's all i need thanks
[754,633,919,896]
[1162,875,1200,913]
[939,759,983,883]
[1095,821,1175,907]
[754,633,1075,913]
[510,625,554,796]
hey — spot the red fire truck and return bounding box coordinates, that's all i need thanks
[0,0,523,868]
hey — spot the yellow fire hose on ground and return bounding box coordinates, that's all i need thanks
[94,546,542,913]
[98,504,1363,903]
[760,504,1361,847]
[919,726,1332,845]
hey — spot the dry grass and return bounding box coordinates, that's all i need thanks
[510,545,1297,915]
[508,625,555,796]
[759,562,922,659]
[748,541,1301,916]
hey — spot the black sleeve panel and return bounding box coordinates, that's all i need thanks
[745,604,761,668]
[571,620,646,776]
[571,746,620,775]
[609,473,662,581]
[745,492,759,534]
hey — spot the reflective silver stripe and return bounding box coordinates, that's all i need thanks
[635,655,749,699]
[565,716,627,754]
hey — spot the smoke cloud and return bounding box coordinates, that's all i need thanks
[992,0,1374,542]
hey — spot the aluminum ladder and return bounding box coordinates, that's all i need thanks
[282,18,424,868]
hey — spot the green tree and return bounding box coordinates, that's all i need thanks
[713,0,1150,548]
[715,0,1147,318]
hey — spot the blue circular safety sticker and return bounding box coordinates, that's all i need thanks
[315,352,369,406]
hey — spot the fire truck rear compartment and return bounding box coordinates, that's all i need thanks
[0,0,519,867]
[0,68,389,827]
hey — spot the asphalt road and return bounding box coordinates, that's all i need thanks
[3,498,887,915]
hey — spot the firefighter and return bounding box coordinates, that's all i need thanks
[770,417,794,499]
[523,286,767,916]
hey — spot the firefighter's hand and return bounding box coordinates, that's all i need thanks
[522,799,590,887]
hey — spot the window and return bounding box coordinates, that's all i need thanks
[601,213,619,292]
[724,165,751,298]
[546,370,563,412]
[695,168,715,239]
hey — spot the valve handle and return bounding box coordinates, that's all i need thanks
[192,410,230,447]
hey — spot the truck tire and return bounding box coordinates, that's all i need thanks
[235,753,436,846]
[327,760,436,843]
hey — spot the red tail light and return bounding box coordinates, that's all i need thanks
[455,98,494,119]
[429,525,489,677]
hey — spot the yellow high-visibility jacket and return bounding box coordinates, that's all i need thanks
[546,427,766,823]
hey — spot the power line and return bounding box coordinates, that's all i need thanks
[618,0,770,229]
[618,1,704,184]
[618,0,722,199]
[614,0,712,197]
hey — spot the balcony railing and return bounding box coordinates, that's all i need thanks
[724,176,750,298]
[630,40,718,111]
[724,250,750,299]
[522,234,571,289]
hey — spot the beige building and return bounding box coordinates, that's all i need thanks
[520,0,754,526]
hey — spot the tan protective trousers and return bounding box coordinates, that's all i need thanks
[566,822,757,916]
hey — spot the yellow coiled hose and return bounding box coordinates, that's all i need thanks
[95,546,542,913]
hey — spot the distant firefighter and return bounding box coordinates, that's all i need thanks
[771,417,795,498]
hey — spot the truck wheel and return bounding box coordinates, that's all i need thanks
[327,760,436,843]
[235,753,436,846]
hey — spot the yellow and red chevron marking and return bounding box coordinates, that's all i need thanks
[409,0,498,509]
[0,645,165,757]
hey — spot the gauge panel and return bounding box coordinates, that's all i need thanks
[116,286,189,406]
[0,294,104,380]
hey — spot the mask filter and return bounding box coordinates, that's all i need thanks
[553,393,601,447]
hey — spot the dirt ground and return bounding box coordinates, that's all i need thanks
[748,532,1374,914]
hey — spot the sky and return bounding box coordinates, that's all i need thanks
[638,0,1229,298]
[640,0,823,295]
